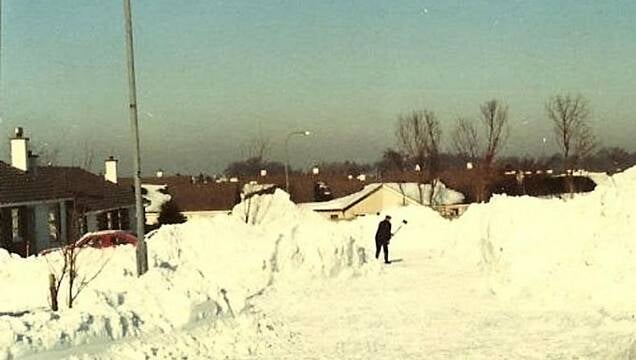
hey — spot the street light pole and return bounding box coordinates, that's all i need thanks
[123,0,147,276]
[284,130,311,194]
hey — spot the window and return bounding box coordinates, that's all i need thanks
[11,208,22,243]
[97,213,108,231]
[48,204,61,242]
[85,236,102,247]
[107,212,114,230]
[120,209,130,230]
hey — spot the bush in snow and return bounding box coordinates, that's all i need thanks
[157,199,187,225]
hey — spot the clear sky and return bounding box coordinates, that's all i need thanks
[1,0,635,175]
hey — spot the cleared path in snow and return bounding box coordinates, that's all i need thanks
[253,247,636,359]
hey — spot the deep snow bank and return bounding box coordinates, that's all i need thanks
[0,190,367,359]
[468,167,636,310]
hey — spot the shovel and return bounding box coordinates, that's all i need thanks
[391,219,408,237]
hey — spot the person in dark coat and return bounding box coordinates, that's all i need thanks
[375,215,392,264]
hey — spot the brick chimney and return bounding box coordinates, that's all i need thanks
[28,151,39,175]
[104,156,118,183]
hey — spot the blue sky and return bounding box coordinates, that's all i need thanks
[1,0,635,175]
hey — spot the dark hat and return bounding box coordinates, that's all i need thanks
[385,215,392,220]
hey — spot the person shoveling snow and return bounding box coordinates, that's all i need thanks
[375,215,392,264]
[375,216,409,264]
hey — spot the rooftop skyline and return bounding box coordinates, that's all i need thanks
[1,1,635,175]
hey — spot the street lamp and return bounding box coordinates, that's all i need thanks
[284,130,311,194]
[541,137,547,159]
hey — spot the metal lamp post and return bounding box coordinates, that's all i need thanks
[284,130,311,194]
[123,0,147,276]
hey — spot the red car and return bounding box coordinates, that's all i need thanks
[39,230,138,256]
[75,230,139,249]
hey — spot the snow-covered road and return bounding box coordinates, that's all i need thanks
[253,247,636,359]
[21,246,636,359]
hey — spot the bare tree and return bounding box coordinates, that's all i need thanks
[33,141,62,166]
[377,148,405,174]
[396,110,442,205]
[451,117,479,161]
[70,140,96,171]
[450,100,509,202]
[479,99,509,168]
[546,94,597,195]
[46,201,112,310]
[242,136,270,162]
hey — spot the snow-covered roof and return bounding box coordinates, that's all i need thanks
[383,182,465,206]
[301,184,383,211]
[300,182,465,212]
[143,184,171,213]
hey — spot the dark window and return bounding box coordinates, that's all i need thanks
[120,209,130,230]
[97,213,108,231]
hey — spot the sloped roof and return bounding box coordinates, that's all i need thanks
[0,161,68,205]
[35,166,134,212]
[120,177,239,212]
[166,182,239,212]
[301,184,383,212]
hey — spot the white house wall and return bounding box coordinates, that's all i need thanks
[145,212,159,226]
[342,187,420,220]
[343,189,386,219]
[313,210,345,220]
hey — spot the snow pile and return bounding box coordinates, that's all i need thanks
[471,166,636,311]
[384,181,465,205]
[0,190,367,358]
[233,190,369,279]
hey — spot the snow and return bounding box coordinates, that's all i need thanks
[2,168,636,358]
[142,185,171,213]
[383,181,465,205]
[302,181,464,211]
[301,183,382,210]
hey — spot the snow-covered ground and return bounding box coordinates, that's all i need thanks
[2,168,636,359]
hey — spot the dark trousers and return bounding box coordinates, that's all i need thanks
[375,240,389,263]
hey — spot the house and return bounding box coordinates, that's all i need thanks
[301,182,465,220]
[0,161,71,256]
[125,170,466,222]
[0,128,137,256]
[119,175,238,224]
